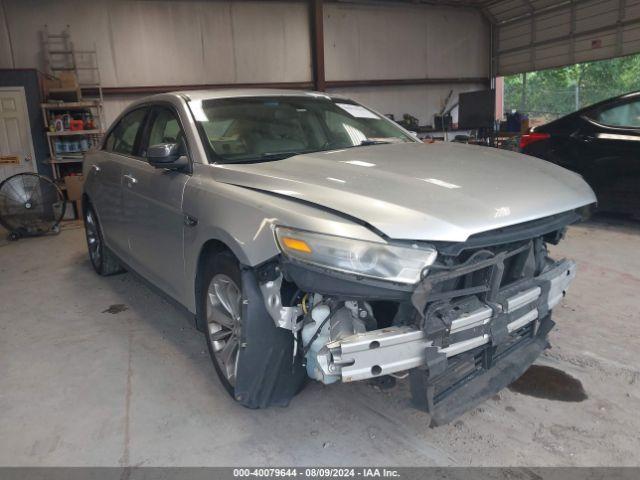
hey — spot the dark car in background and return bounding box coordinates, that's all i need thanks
[520,91,640,218]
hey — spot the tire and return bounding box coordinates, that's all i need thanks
[200,250,243,397]
[84,203,124,276]
[198,250,307,407]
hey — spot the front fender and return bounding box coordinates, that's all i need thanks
[181,164,383,312]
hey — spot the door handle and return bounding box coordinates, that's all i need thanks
[123,173,138,184]
[91,164,101,173]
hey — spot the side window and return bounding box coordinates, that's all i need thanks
[105,108,147,156]
[594,100,640,128]
[146,107,186,155]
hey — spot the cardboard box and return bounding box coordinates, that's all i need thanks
[64,174,84,201]
[43,72,81,102]
[42,75,61,93]
[64,175,84,218]
[58,71,79,89]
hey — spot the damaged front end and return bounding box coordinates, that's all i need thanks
[255,210,581,425]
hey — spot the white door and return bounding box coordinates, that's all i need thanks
[0,87,37,183]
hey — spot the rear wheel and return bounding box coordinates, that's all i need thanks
[84,204,124,276]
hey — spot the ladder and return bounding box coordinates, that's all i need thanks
[41,25,105,125]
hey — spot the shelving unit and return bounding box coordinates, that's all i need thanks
[46,129,102,136]
[41,102,104,179]
[41,26,105,181]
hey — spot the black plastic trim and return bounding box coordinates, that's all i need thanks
[410,315,555,426]
[281,259,413,301]
[432,210,580,257]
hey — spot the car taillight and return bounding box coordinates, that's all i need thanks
[519,132,550,150]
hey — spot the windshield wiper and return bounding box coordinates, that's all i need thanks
[359,139,392,146]
[258,152,302,161]
[225,150,315,164]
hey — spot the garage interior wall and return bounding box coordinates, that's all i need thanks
[323,3,489,122]
[0,0,489,125]
[494,0,640,76]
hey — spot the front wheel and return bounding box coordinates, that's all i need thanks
[202,251,243,395]
[198,250,307,407]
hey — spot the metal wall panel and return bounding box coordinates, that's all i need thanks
[495,0,640,75]
[0,0,311,86]
[322,3,489,125]
[535,10,571,42]
[574,0,620,33]
[627,1,640,19]
[530,0,563,10]
[0,0,490,127]
[324,3,490,80]
[499,22,532,50]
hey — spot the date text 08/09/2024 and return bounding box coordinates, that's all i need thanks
[233,468,400,478]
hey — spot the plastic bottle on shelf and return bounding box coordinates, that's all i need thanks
[53,138,62,155]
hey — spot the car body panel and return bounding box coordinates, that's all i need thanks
[212,142,596,242]
[84,89,596,315]
[121,159,190,302]
[523,91,639,215]
[83,151,129,257]
[181,163,387,311]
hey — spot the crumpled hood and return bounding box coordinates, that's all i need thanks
[212,142,596,242]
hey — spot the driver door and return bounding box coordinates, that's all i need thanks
[121,105,191,303]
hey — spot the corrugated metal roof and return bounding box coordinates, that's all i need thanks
[374,0,639,73]
[409,0,574,25]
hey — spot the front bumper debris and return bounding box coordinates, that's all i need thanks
[314,259,575,423]
[318,259,574,382]
[411,314,555,426]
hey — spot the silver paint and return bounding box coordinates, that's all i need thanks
[84,90,595,314]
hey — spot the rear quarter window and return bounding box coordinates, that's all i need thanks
[592,100,640,128]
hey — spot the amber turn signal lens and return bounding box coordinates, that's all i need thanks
[281,237,312,254]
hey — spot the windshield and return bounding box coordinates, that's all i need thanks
[188,96,416,163]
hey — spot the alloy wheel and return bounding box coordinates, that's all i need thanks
[206,273,242,386]
[85,209,101,266]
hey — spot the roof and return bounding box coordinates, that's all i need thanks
[178,89,333,102]
[119,89,347,118]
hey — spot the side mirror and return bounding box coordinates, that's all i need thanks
[147,143,189,170]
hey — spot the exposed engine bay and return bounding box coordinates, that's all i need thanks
[254,210,580,424]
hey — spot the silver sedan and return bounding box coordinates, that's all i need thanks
[83,90,595,424]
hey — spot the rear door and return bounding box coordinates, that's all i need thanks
[121,104,191,303]
[0,87,36,182]
[94,107,149,257]
[579,98,640,213]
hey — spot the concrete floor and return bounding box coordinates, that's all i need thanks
[1,217,639,467]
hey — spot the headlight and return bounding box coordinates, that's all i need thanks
[275,227,437,284]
